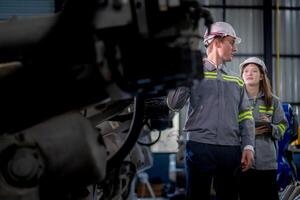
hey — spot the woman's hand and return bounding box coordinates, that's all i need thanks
[259,114,271,123]
[255,114,272,135]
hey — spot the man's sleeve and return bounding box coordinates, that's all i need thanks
[166,86,190,112]
[239,87,255,149]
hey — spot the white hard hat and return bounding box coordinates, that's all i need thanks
[204,22,241,47]
[240,57,267,72]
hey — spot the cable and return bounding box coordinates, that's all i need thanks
[137,130,162,146]
[275,0,281,97]
[107,96,144,170]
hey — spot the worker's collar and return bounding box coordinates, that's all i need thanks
[204,58,229,74]
[246,90,265,100]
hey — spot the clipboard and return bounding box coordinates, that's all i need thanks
[255,121,271,128]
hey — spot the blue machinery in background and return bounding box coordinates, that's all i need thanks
[277,103,299,191]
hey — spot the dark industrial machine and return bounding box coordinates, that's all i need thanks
[0,0,212,199]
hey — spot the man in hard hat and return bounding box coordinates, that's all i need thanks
[167,22,255,200]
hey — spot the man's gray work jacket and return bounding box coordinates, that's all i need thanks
[167,59,255,149]
[248,91,288,170]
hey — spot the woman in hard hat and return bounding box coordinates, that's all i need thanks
[167,22,255,200]
[239,57,288,200]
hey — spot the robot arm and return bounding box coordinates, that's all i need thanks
[0,0,212,199]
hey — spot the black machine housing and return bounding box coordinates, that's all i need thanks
[0,0,212,199]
